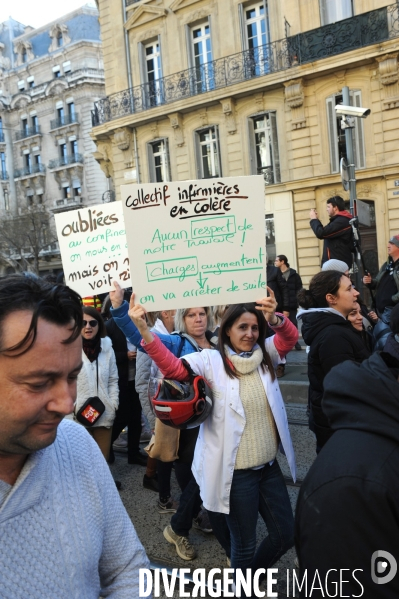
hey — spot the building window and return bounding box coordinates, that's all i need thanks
[143,41,163,107]
[326,91,365,173]
[4,189,9,211]
[320,0,353,25]
[195,127,221,178]
[53,66,61,79]
[242,3,269,76]
[73,186,82,197]
[63,186,71,199]
[37,193,43,204]
[191,22,214,92]
[31,115,38,132]
[265,213,276,264]
[21,47,27,63]
[1,152,6,178]
[249,112,280,184]
[21,118,28,135]
[70,139,78,157]
[27,76,34,88]
[57,30,63,47]
[0,117,3,141]
[67,101,75,118]
[57,106,65,125]
[60,143,67,161]
[148,139,170,183]
[25,153,32,170]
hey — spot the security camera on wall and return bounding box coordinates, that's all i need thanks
[334,105,371,118]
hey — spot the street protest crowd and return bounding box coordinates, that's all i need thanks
[0,195,399,598]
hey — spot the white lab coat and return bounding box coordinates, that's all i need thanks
[182,340,296,514]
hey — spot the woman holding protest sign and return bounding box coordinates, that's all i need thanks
[110,281,219,559]
[127,289,297,583]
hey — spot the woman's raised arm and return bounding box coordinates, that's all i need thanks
[256,287,298,357]
[129,295,190,382]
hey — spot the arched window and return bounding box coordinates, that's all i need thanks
[21,47,27,63]
[57,30,63,47]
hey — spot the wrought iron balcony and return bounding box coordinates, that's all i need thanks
[50,113,79,130]
[0,131,4,143]
[14,163,46,178]
[1,170,8,180]
[48,153,84,169]
[52,196,83,212]
[15,125,41,141]
[92,3,399,126]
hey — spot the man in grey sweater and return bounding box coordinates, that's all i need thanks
[0,274,149,599]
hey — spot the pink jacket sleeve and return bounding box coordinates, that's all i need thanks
[269,313,299,358]
[141,334,190,381]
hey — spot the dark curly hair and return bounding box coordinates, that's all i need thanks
[0,274,83,355]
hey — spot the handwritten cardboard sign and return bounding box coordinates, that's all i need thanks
[54,201,131,297]
[121,176,266,310]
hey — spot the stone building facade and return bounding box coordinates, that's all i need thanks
[0,5,107,274]
[91,0,399,283]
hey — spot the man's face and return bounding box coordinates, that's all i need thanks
[326,203,338,217]
[274,258,282,268]
[388,242,399,261]
[0,312,82,457]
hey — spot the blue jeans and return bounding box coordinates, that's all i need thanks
[226,461,294,572]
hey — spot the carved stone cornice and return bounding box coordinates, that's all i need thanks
[283,79,304,109]
[124,6,167,31]
[168,112,184,147]
[376,53,399,86]
[114,128,131,151]
[220,97,236,135]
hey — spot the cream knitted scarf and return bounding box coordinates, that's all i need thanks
[227,346,278,470]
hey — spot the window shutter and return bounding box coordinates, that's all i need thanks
[248,117,257,175]
[138,42,147,108]
[165,138,171,181]
[185,25,193,69]
[238,4,247,50]
[269,112,281,183]
[263,1,271,43]
[214,125,222,177]
[147,142,155,183]
[194,130,202,178]
[326,96,339,173]
[352,90,366,170]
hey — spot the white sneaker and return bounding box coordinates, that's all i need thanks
[113,430,128,452]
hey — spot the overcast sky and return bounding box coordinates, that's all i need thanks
[0,0,97,29]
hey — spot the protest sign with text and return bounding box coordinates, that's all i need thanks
[54,202,131,297]
[121,175,266,310]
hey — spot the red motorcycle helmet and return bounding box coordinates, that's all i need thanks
[148,360,213,429]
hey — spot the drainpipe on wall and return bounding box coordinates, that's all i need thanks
[122,0,140,183]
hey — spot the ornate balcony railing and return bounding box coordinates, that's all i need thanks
[92,3,399,126]
[15,125,41,141]
[0,131,4,143]
[50,113,79,130]
[14,163,46,178]
[48,153,84,169]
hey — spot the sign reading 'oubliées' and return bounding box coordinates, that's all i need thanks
[54,201,131,297]
[121,175,266,310]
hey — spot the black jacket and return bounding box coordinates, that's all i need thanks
[105,318,129,389]
[281,268,302,311]
[266,265,289,312]
[296,352,399,598]
[310,211,355,266]
[299,310,370,447]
